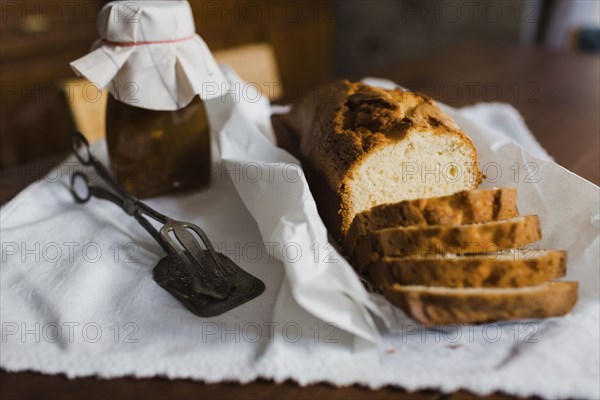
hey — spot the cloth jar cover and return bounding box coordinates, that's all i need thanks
[70,0,228,110]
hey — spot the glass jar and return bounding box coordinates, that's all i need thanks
[71,0,227,198]
[106,95,211,198]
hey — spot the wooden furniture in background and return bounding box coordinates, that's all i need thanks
[60,79,108,144]
[214,42,283,100]
[191,0,335,101]
[0,0,101,165]
[1,0,334,166]
[62,42,283,144]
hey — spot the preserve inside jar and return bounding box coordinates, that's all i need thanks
[106,95,211,198]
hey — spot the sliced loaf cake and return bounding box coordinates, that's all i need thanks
[370,249,566,288]
[353,215,542,270]
[381,281,578,325]
[345,187,518,252]
[271,80,577,326]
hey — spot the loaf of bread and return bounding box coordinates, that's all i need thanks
[381,281,578,325]
[353,215,542,270]
[369,249,566,288]
[272,80,577,326]
[345,188,518,252]
[277,80,482,238]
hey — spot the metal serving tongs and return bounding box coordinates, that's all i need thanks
[69,131,265,317]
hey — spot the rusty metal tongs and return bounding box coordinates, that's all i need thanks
[69,131,264,317]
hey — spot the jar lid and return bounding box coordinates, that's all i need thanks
[70,0,228,111]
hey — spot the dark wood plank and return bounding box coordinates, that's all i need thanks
[0,371,531,400]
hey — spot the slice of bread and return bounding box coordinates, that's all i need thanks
[344,187,518,253]
[354,215,542,270]
[276,80,482,239]
[382,281,578,325]
[370,249,566,288]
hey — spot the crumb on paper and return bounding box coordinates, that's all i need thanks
[386,348,396,354]
[449,344,463,349]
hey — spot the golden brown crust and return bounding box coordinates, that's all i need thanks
[280,80,483,235]
[354,216,542,270]
[370,250,566,288]
[381,281,578,326]
[344,188,518,253]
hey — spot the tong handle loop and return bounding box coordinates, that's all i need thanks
[71,131,129,199]
[70,171,92,204]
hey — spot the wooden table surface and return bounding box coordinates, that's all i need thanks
[1,43,597,399]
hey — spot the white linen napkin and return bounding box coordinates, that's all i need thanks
[1,73,598,399]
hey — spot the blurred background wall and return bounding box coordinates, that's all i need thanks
[1,0,599,166]
[336,0,528,76]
